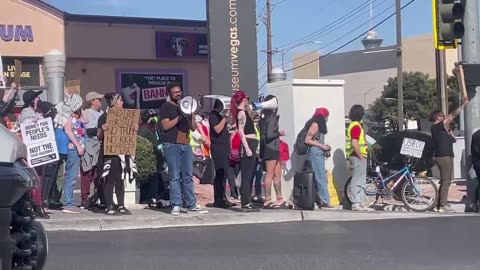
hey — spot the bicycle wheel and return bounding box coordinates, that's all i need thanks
[344,176,378,207]
[401,177,438,212]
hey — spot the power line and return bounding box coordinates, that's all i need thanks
[285,0,417,72]
[275,0,373,50]
[258,60,267,71]
[280,0,395,68]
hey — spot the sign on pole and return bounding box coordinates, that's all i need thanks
[104,108,140,156]
[400,137,425,159]
[20,118,59,167]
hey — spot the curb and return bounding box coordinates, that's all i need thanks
[40,211,304,232]
[39,209,477,232]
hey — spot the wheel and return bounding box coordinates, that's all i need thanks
[11,194,48,270]
[401,176,438,212]
[344,176,378,207]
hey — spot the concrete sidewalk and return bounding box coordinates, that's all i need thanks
[39,205,476,232]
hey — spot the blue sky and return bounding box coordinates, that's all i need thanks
[44,0,432,91]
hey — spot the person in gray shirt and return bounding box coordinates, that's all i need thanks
[80,91,105,209]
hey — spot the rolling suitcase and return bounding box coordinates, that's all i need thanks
[293,171,316,210]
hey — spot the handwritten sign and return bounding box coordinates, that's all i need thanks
[400,137,425,159]
[104,108,140,156]
[66,80,81,95]
[20,118,59,167]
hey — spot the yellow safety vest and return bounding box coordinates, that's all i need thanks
[345,121,368,158]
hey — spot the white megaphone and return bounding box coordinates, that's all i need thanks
[202,94,231,114]
[252,96,278,111]
[179,96,198,114]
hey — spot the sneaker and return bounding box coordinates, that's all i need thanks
[351,203,373,212]
[105,208,122,216]
[118,206,132,215]
[241,203,260,212]
[80,201,90,210]
[62,206,81,214]
[437,205,455,213]
[186,205,208,214]
[171,206,181,216]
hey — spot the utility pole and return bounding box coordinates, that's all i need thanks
[462,0,480,211]
[396,0,404,131]
[266,0,273,83]
[435,49,448,115]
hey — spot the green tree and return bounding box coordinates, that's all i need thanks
[370,72,460,131]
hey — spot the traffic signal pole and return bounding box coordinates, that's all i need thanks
[461,0,480,211]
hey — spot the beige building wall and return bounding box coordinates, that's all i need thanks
[292,51,320,79]
[0,0,65,56]
[66,58,209,100]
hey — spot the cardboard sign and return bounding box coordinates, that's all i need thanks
[104,108,140,156]
[20,118,59,167]
[14,59,21,86]
[66,80,81,95]
[400,138,425,159]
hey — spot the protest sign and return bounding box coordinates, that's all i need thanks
[66,80,81,95]
[400,137,425,159]
[14,59,22,86]
[20,118,59,167]
[104,108,140,156]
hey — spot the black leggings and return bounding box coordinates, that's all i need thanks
[211,144,230,203]
[103,157,125,210]
[41,154,67,204]
[240,138,259,206]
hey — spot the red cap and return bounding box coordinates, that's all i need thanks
[313,107,329,118]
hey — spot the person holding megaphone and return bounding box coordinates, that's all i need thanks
[159,82,208,216]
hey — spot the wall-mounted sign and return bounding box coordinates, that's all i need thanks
[1,57,40,87]
[116,69,185,109]
[0,25,34,42]
[155,32,208,59]
[207,0,259,99]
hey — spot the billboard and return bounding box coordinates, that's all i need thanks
[1,56,40,87]
[207,0,259,99]
[155,32,208,59]
[116,69,185,109]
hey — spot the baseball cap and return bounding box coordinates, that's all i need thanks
[85,91,104,102]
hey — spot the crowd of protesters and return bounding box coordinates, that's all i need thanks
[1,79,475,218]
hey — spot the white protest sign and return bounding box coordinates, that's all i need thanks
[400,137,425,159]
[20,118,59,167]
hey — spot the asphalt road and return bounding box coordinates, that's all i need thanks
[46,217,480,270]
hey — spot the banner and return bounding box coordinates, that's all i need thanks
[117,70,184,109]
[20,118,59,167]
[1,56,40,87]
[104,108,140,156]
[207,0,259,99]
[155,32,208,59]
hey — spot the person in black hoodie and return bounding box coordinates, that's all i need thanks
[471,128,480,211]
[258,95,287,208]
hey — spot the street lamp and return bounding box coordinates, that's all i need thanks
[281,41,322,71]
[363,88,376,107]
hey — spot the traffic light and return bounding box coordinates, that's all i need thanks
[433,0,465,50]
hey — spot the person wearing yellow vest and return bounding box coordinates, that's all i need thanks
[346,105,373,211]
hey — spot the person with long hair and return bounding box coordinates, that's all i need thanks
[305,107,333,209]
[230,91,260,211]
[97,93,132,215]
[258,95,287,208]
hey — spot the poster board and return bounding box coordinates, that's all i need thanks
[104,108,140,156]
[400,137,425,159]
[117,70,184,109]
[20,118,59,167]
[66,80,81,95]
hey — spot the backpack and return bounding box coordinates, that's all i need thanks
[294,118,315,155]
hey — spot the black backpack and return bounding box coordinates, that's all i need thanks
[294,118,315,155]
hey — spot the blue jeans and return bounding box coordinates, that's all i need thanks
[64,149,80,207]
[308,146,329,204]
[164,143,196,208]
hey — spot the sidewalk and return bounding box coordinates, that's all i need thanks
[39,204,475,232]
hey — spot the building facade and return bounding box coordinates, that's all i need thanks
[292,34,458,116]
[1,0,209,109]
